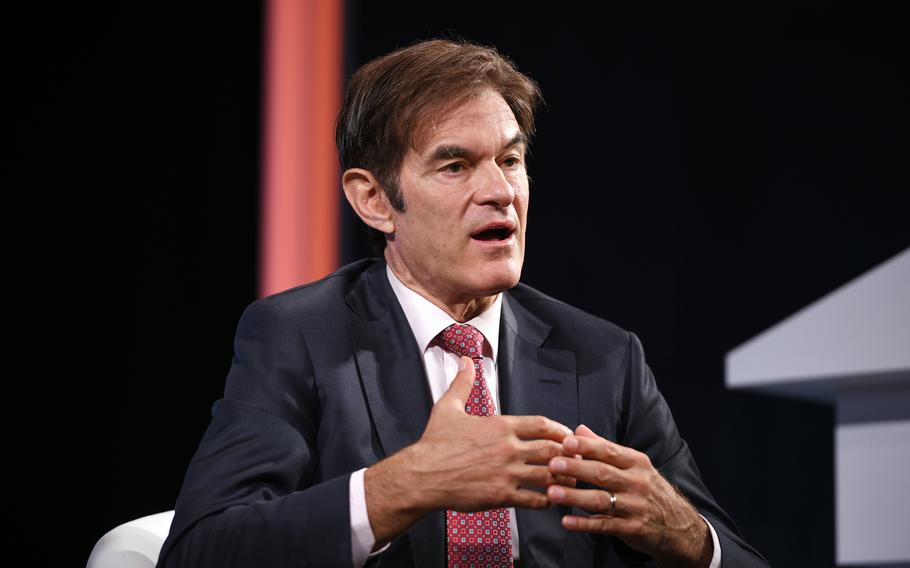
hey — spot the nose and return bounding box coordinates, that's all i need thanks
[474,161,516,208]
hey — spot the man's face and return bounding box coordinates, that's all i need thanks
[385,89,529,306]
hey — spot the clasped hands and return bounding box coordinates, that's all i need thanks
[365,356,711,566]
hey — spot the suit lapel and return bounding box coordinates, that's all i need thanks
[346,262,446,567]
[500,292,578,567]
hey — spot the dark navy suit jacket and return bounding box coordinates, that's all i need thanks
[157,259,768,567]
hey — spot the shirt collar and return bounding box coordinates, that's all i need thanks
[386,265,501,360]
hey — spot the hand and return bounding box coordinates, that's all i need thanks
[365,356,574,546]
[546,425,713,568]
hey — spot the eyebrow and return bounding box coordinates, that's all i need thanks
[427,133,528,164]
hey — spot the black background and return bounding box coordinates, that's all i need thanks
[11,2,908,566]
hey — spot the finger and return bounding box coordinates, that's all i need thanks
[548,456,629,490]
[562,429,639,469]
[519,439,571,464]
[517,463,563,488]
[512,465,577,490]
[508,487,551,510]
[552,474,577,488]
[438,356,477,411]
[546,485,636,518]
[561,513,639,536]
[448,487,550,512]
[507,415,573,442]
[575,424,598,438]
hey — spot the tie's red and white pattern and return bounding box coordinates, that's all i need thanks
[433,323,513,568]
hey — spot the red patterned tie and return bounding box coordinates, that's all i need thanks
[434,323,513,568]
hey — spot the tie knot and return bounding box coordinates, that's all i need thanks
[434,323,485,360]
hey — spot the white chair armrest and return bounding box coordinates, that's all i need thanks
[87,510,175,568]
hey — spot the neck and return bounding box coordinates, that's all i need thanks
[385,254,497,322]
[445,296,497,323]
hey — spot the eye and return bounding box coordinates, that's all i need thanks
[442,162,466,174]
[501,155,523,169]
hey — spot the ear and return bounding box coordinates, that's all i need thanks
[342,168,396,235]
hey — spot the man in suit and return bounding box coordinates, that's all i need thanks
[158,39,768,567]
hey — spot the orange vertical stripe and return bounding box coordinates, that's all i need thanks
[260,0,343,297]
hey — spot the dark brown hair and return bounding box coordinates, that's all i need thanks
[336,38,542,247]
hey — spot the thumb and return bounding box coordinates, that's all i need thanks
[439,356,477,412]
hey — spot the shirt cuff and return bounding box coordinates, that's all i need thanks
[701,515,722,568]
[350,468,374,567]
[350,467,390,567]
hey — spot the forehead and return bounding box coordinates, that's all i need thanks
[410,90,522,157]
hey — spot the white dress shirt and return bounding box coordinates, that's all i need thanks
[348,266,721,568]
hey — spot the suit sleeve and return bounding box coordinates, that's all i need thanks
[157,298,353,568]
[615,332,770,568]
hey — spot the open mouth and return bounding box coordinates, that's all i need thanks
[471,227,514,241]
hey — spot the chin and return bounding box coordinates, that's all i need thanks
[475,263,522,294]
